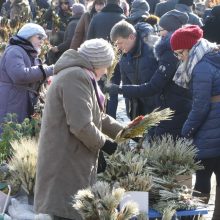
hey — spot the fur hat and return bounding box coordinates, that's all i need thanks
[78,39,114,68]
[17,23,47,40]
[170,25,203,51]
[159,9,189,32]
[128,0,150,22]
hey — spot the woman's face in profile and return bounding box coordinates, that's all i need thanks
[173,49,189,62]
[94,67,108,81]
[29,34,45,53]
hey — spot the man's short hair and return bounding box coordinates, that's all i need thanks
[107,0,120,5]
[110,20,137,42]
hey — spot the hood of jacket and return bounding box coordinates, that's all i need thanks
[203,51,220,69]
[54,49,93,75]
[154,32,172,59]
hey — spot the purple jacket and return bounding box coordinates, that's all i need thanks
[0,36,53,131]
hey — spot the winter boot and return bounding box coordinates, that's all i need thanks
[193,191,210,204]
[212,186,220,220]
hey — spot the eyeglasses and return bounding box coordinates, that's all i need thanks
[173,50,184,58]
[60,1,69,5]
[36,35,45,40]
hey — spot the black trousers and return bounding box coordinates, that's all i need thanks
[194,156,220,194]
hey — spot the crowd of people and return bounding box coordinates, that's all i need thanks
[0,0,220,219]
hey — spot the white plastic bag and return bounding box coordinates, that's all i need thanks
[8,198,35,220]
[34,213,52,220]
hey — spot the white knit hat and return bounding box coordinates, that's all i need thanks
[78,39,114,68]
[17,23,47,40]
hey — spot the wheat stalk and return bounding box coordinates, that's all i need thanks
[8,138,38,195]
[115,108,174,143]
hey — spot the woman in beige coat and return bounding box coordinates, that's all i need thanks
[34,39,124,220]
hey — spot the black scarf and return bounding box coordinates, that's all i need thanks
[9,35,38,59]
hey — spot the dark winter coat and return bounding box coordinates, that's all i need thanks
[202,6,220,44]
[87,3,126,40]
[182,52,220,159]
[122,33,192,137]
[0,36,53,132]
[155,0,178,17]
[57,15,81,53]
[146,0,160,14]
[120,33,158,120]
[70,12,92,49]
[175,4,203,26]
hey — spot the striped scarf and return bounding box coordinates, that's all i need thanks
[173,39,217,89]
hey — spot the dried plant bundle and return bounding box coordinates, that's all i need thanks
[143,135,203,180]
[115,108,174,143]
[8,138,38,195]
[99,144,153,192]
[73,181,139,220]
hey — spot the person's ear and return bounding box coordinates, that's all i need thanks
[129,34,136,41]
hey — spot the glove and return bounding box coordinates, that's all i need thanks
[101,139,118,155]
[97,150,106,173]
[104,83,122,95]
[97,140,117,173]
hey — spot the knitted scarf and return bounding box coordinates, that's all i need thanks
[173,38,217,89]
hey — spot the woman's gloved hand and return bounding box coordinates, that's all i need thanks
[101,139,118,155]
[97,139,118,173]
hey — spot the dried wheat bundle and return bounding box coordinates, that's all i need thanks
[8,138,38,195]
[115,108,174,143]
[73,181,139,220]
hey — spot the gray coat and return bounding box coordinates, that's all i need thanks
[175,4,203,26]
[0,36,53,130]
[34,49,123,219]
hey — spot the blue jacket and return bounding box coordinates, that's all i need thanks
[182,52,220,159]
[120,33,158,119]
[122,34,192,137]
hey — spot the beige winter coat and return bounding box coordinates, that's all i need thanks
[34,49,123,219]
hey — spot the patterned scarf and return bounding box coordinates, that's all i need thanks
[173,38,217,89]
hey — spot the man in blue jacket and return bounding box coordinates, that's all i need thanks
[110,20,158,120]
[108,10,192,138]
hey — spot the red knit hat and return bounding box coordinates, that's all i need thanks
[170,25,203,51]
